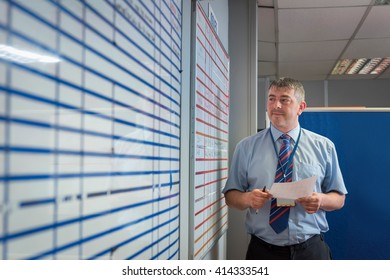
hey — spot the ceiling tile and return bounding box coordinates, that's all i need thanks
[355,6,390,38]
[278,0,372,8]
[278,7,367,42]
[278,60,335,77]
[258,8,275,41]
[258,42,276,61]
[258,61,276,76]
[343,38,390,58]
[258,0,274,7]
[279,41,348,62]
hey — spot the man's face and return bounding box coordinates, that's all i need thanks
[267,86,306,132]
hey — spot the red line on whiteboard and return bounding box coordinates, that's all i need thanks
[195,177,228,189]
[196,131,227,143]
[195,167,228,175]
[194,207,227,234]
[196,89,228,119]
[194,212,228,248]
[196,118,227,134]
[194,215,228,258]
[196,1,229,59]
[194,212,228,244]
[196,27,229,75]
[196,61,229,101]
[195,35,229,83]
[195,196,224,216]
[196,104,228,125]
[196,76,229,110]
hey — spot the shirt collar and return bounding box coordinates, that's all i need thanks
[270,123,301,143]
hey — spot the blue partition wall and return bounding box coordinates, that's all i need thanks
[300,110,390,260]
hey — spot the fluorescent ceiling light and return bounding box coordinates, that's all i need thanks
[331,57,390,75]
[371,58,390,75]
[358,58,382,74]
[375,0,390,5]
[346,58,368,74]
[331,59,352,75]
[0,44,60,64]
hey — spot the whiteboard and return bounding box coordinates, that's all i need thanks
[0,0,182,260]
[191,2,229,260]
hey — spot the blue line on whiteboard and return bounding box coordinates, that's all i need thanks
[27,204,179,260]
[89,215,179,260]
[0,169,179,181]
[152,236,180,260]
[19,198,56,208]
[168,247,179,260]
[119,0,180,61]
[11,2,181,104]
[73,0,181,83]
[0,85,180,139]
[90,219,179,259]
[2,146,179,162]
[0,24,181,117]
[0,115,179,150]
[53,0,181,89]
[17,180,180,208]
[140,0,181,49]
[0,192,179,243]
[165,0,183,21]
[159,0,182,42]
[108,1,181,77]
[127,227,179,260]
[0,58,181,126]
[111,180,179,195]
[160,0,182,40]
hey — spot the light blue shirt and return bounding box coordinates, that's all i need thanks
[223,124,347,246]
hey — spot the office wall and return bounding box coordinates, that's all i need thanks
[328,79,390,107]
[226,0,258,260]
[258,79,390,130]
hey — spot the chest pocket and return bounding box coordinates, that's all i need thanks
[293,163,323,192]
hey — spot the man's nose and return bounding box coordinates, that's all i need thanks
[275,100,282,109]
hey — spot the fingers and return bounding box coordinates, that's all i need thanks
[250,189,272,210]
[296,194,321,214]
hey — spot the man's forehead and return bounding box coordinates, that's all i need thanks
[269,86,295,95]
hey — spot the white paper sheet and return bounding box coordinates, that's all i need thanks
[269,176,317,200]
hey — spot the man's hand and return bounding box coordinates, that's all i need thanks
[249,188,273,211]
[296,193,322,214]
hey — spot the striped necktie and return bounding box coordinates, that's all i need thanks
[269,134,293,234]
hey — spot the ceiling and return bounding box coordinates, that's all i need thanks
[257,0,390,81]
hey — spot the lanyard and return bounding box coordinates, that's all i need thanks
[269,128,301,181]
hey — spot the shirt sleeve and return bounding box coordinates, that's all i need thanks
[322,141,348,195]
[222,139,249,194]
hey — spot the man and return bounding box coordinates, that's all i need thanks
[223,77,347,260]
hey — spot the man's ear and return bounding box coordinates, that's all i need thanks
[298,101,307,115]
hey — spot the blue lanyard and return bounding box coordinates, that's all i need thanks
[269,128,301,181]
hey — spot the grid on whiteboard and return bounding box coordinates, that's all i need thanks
[0,0,182,260]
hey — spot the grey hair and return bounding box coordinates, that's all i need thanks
[269,77,305,102]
